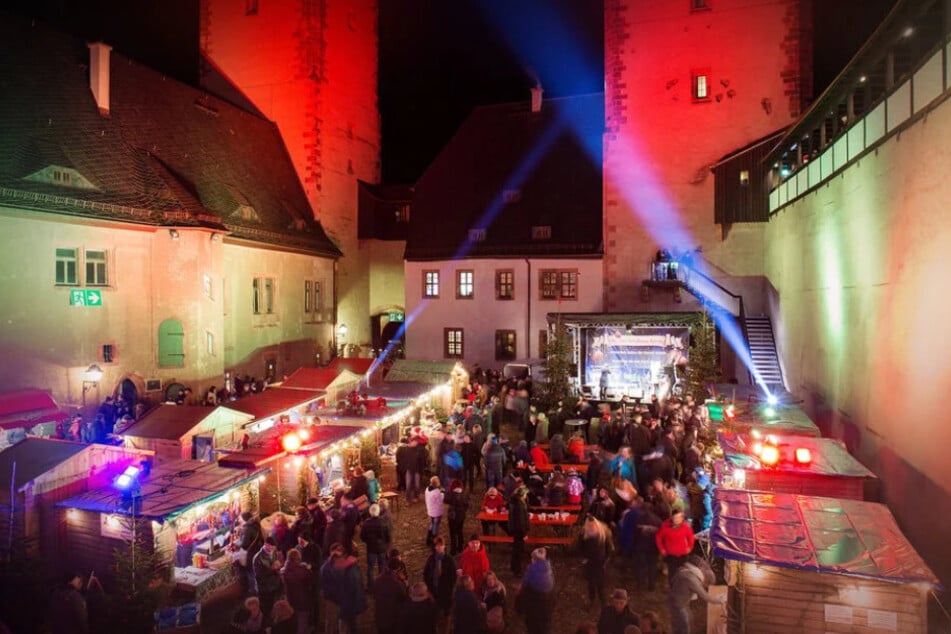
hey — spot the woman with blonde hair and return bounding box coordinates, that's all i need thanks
[577,516,615,609]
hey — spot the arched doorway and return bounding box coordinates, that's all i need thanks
[371,307,405,355]
[119,378,138,413]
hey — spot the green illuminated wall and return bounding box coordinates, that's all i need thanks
[765,95,951,588]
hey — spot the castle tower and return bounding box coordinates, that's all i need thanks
[200,0,381,353]
[604,0,812,311]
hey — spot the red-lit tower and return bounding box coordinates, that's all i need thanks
[603,0,812,311]
[200,0,381,349]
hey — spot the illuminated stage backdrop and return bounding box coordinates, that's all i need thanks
[584,326,689,399]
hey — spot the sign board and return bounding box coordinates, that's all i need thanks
[388,311,404,322]
[824,604,853,625]
[69,289,103,306]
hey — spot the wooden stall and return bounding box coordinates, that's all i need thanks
[218,423,369,514]
[715,432,878,501]
[120,404,253,464]
[280,367,359,406]
[712,489,941,633]
[217,387,325,434]
[56,460,267,603]
[0,438,153,558]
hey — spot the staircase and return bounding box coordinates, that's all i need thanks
[744,316,785,391]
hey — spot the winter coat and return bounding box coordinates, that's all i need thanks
[669,561,719,607]
[423,552,458,612]
[507,496,529,536]
[548,435,567,463]
[446,487,469,525]
[359,516,390,554]
[529,445,550,467]
[655,519,696,557]
[425,485,445,518]
[482,492,506,513]
[597,605,641,634]
[320,555,367,617]
[280,558,312,612]
[349,475,369,501]
[451,587,487,634]
[514,584,554,634]
[522,559,554,593]
[401,597,439,634]
[484,443,506,474]
[372,569,408,631]
[459,544,490,592]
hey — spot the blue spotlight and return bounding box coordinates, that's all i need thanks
[115,464,141,490]
[766,393,778,406]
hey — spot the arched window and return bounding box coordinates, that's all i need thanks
[158,318,185,367]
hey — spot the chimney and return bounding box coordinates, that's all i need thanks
[87,42,112,116]
[530,84,543,113]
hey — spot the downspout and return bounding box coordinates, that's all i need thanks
[525,259,531,360]
[332,259,339,360]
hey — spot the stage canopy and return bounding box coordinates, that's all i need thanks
[711,488,941,589]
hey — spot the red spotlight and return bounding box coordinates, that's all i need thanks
[794,447,812,465]
[282,433,302,453]
[760,444,780,467]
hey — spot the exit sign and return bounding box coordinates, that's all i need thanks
[388,311,404,322]
[69,289,103,306]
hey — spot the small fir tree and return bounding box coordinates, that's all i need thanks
[685,310,720,403]
[541,316,573,411]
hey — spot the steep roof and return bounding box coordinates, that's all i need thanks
[407,94,603,260]
[120,404,252,441]
[281,368,347,391]
[328,358,375,376]
[218,388,324,421]
[0,437,88,491]
[0,14,340,257]
[0,389,67,429]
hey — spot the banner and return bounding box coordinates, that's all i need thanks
[584,326,689,399]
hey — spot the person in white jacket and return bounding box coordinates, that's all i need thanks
[424,476,445,546]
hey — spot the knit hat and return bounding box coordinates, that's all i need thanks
[611,588,628,601]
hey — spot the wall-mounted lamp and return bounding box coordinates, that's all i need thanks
[210,233,220,242]
[169,229,180,240]
[82,363,103,406]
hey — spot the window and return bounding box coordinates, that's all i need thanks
[496,270,514,300]
[158,318,185,367]
[540,269,578,300]
[690,0,709,10]
[539,329,548,356]
[313,281,321,314]
[739,170,750,186]
[206,331,215,356]
[203,274,213,299]
[84,250,108,286]
[444,328,464,358]
[304,281,312,312]
[304,281,321,317]
[102,344,115,363]
[456,270,474,299]
[692,70,710,101]
[55,248,78,285]
[423,271,440,298]
[495,330,516,361]
[468,228,486,242]
[531,225,551,240]
[253,277,276,314]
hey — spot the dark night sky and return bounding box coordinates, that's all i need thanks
[0,0,899,185]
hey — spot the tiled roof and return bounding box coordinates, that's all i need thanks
[0,14,340,257]
[406,94,604,260]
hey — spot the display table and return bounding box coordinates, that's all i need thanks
[174,562,237,604]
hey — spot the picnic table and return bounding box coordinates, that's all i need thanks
[477,511,577,528]
[529,504,582,513]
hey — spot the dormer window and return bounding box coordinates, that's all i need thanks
[24,165,97,190]
[503,189,521,203]
[468,228,486,242]
[531,225,552,240]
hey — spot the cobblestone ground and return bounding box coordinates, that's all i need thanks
[204,420,711,633]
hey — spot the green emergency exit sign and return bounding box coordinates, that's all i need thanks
[69,289,103,306]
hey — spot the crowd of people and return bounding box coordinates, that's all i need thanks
[214,364,725,634]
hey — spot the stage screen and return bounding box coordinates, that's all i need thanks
[584,326,689,399]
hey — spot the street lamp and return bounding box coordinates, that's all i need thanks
[336,323,348,357]
[82,364,103,406]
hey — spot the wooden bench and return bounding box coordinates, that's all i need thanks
[479,534,574,547]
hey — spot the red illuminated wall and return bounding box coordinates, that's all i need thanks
[200,0,381,347]
[604,0,811,311]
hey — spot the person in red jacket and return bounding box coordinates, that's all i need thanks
[654,508,695,585]
[567,433,586,463]
[459,535,490,593]
[529,442,551,468]
[480,487,507,535]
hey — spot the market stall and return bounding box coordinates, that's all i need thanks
[55,459,268,603]
[712,488,941,633]
[715,432,878,501]
[119,404,253,464]
[710,401,821,437]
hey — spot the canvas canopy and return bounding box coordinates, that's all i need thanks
[711,488,941,589]
[717,433,876,478]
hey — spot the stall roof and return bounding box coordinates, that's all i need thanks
[384,360,454,385]
[218,388,323,421]
[0,389,68,430]
[281,368,360,392]
[712,488,941,589]
[217,424,362,469]
[713,402,821,437]
[120,404,252,441]
[0,437,88,491]
[56,459,268,521]
[328,358,374,376]
[717,433,877,478]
